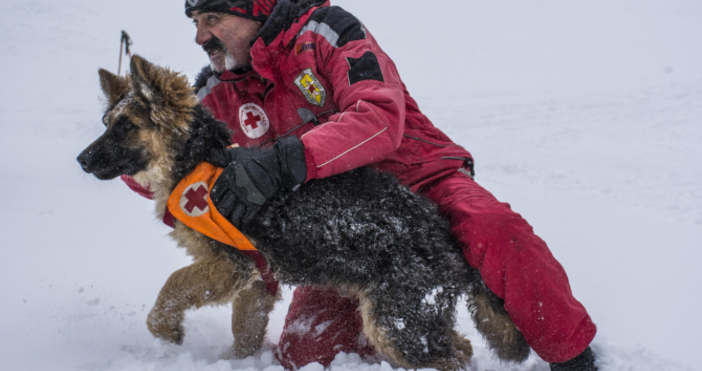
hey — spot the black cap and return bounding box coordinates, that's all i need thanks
[185,0,277,22]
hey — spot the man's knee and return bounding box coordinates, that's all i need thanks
[276,286,374,369]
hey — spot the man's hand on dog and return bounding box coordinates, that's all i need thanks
[207,137,307,230]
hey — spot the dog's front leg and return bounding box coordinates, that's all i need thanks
[226,280,279,359]
[147,255,248,344]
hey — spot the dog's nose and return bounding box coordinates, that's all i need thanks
[77,151,92,172]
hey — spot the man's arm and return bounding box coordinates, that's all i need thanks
[298,7,407,181]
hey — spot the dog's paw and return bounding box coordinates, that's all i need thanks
[146,311,185,345]
[223,341,263,360]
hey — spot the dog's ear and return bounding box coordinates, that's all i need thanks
[98,69,129,106]
[127,55,197,129]
[129,55,161,104]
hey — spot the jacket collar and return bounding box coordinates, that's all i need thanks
[217,68,268,94]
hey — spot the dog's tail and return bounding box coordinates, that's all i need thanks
[467,282,531,363]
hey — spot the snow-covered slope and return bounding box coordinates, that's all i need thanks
[1,1,700,370]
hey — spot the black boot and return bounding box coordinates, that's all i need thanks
[550,347,597,371]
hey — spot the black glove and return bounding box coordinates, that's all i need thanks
[207,137,307,230]
[550,347,597,371]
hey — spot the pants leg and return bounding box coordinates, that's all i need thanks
[276,286,375,369]
[423,171,596,363]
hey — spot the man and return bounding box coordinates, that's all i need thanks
[130,0,598,369]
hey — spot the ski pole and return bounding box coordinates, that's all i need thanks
[118,31,133,75]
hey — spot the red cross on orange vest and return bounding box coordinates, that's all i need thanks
[183,185,208,213]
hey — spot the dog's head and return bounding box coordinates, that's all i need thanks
[77,55,199,183]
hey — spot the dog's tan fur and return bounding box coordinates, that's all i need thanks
[356,293,404,366]
[468,287,530,362]
[230,280,278,358]
[355,292,473,370]
[98,58,280,358]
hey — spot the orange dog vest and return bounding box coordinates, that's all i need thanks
[165,162,278,295]
[167,162,257,251]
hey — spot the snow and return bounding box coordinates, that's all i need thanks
[422,288,443,306]
[1,0,701,370]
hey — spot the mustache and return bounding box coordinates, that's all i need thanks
[203,37,226,55]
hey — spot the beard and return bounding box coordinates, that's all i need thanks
[203,37,239,72]
[224,51,237,71]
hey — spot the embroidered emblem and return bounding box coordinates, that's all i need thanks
[239,103,270,139]
[294,68,327,107]
[180,182,209,217]
[187,0,199,6]
[295,42,316,55]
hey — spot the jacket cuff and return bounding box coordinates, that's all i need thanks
[303,146,318,182]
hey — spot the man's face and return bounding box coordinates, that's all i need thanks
[191,11,262,73]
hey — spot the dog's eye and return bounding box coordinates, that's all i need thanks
[115,118,135,132]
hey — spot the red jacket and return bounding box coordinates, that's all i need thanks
[195,0,473,193]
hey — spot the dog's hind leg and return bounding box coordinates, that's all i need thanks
[467,282,531,363]
[147,254,250,344]
[227,280,279,359]
[357,287,471,371]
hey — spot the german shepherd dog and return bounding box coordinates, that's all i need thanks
[77,56,530,370]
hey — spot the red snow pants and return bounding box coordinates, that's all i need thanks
[277,170,597,368]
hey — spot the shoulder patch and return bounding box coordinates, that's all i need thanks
[294,68,327,107]
[300,6,366,48]
[346,51,384,85]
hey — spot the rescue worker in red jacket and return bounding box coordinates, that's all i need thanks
[131,0,598,369]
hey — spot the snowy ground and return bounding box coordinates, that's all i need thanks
[1,1,701,370]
